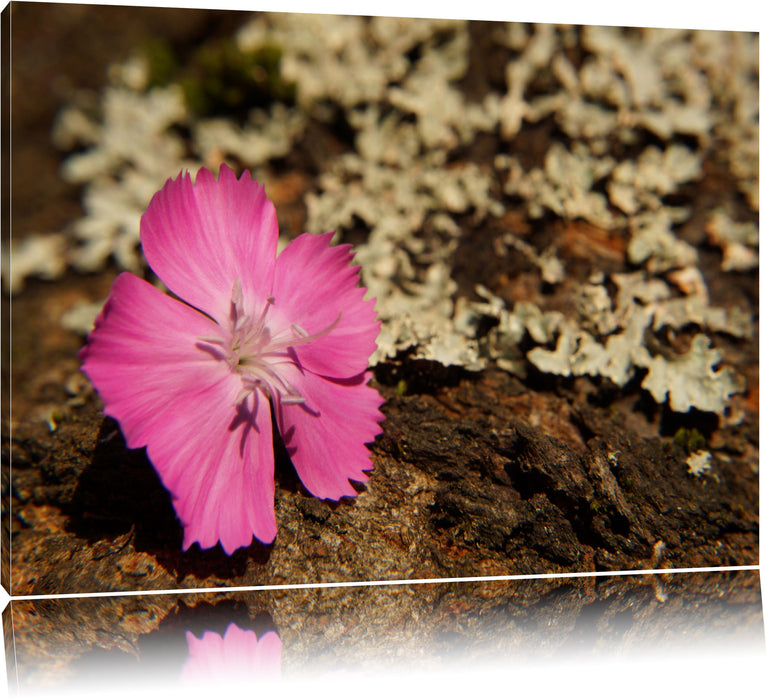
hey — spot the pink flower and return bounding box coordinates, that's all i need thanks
[181,624,282,684]
[79,164,384,555]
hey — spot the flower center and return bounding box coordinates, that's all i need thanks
[197,279,340,407]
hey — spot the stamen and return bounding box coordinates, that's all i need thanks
[231,278,244,309]
[269,367,296,396]
[256,295,276,327]
[234,314,251,332]
[233,385,255,406]
[205,284,337,409]
[197,334,227,346]
[266,312,342,354]
[295,311,341,345]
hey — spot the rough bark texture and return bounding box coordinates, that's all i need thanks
[5,359,759,594]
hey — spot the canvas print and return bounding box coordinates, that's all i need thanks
[2,3,759,597]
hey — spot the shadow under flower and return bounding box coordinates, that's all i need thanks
[64,369,376,588]
[66,417,273,584]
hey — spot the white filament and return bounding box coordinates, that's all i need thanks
[197,278,340,408]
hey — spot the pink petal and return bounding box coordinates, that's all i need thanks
[80,272,277,552]
[275,368,384,501]
[169,388,277,554]
[182,625,282,683]
[140,164,279,327]
[271,232,379,378]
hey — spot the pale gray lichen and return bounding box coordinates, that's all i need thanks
[486,231,566,286]
[60,299,107,335]
[236,13,467,117]
[304,115,504,368]
[372,262,484,370]
[627,208,698,273]
[725,121,759,212]
[651,294,754,340]
[240,14,399,111]
[194,104,307,168]
[452,269,748,414]
[633,335,744,414]
[2,233,69,293]
[608,145,703,216]
[462,285,565,347]
[500,143,621,230]
[385,28,496,150]
[705,209,759,272]
[694,31,759,211]
[575,278,617,335]
[579,26,716,142]
[51,83,197,273]
[609,271,672,309]
[56,86,189,186]
[527,305,654,387]
[451,286,565,374]
[495,22,557,139]
[686,450,713,477]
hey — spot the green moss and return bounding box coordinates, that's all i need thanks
[673,426,707,452]
[140,38,296,118]
[141,39,179,89]
[395,379,408,397]
[181,40,295,117]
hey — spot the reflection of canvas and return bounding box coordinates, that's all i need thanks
[4,4,759,597]
[3,571,765,694]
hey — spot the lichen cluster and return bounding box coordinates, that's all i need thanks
[6,15,758,417]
